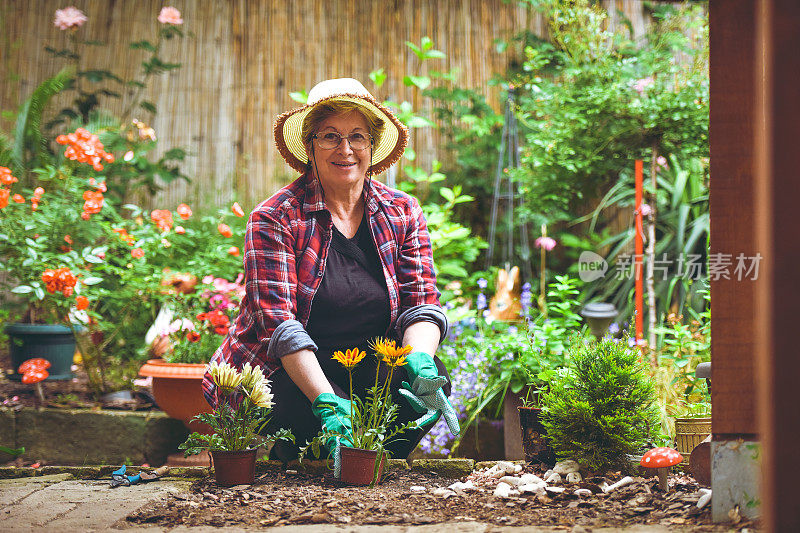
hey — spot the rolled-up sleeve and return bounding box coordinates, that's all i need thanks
[393,196,445,339]
[203,208,316,407]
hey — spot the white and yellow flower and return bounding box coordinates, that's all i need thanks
[207,361,242,392]
[239,362,265,393]
[248,381,274,409]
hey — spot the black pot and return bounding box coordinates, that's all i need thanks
[5,323,75,381]
[518,406,555,466]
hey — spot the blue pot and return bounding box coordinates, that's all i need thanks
[5,323,76,381]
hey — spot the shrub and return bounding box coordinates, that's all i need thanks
[540,336,659,472]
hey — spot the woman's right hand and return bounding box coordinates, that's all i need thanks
[311,392,354,477]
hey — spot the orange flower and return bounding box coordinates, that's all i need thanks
[370,337,412,367]
[232,202,245,217]
[218,223,232,238]
[214,326,228,335]
[186,331,201,342]
[64,235,73,245]
[0,188,9,209]
[0,166,18,186]
[57,128,114,171]
[175,225,185,234]
[41,267,78,296]
[207,310,230,328]
[33,187,44,198]
[332,347,367,370]
[12,194,24,203]
[82,190,104,217]
[131,247,145,259]
[177,203,192,220]
[150,209,173,232]
[75,295,89,310]
[228,246,239,256]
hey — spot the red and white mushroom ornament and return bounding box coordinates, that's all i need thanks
[640,447,683,491]
[19,358,51,404]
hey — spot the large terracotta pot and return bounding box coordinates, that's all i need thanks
[139,359,212,433]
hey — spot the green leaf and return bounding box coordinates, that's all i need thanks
[403,75,430,91]
[369,68,387,88]
[34,286,45,300]
[139,101,157,114]
[289,90,308,104]
[81,277,104,285]
[10,286,33,294]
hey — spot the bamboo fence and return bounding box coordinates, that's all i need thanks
[1,0,653,211]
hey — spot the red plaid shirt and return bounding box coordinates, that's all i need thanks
[202,172,441,405]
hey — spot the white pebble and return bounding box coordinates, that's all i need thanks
[697,488,712,509]
[545,472,562,484]
[603,476,634,493]
[566,472,582,483]
[574,488,592,497]
[410,486,426,493]
[543,469,554,479]
[513,463,523,473]
[520,473,544,485]
[553,460,581,475]
[448,480,476,492]
[546,486,565,495]
[499,476,522,486]
[519,482,547,495]
[493,481,519,499]
[432,487,456,498]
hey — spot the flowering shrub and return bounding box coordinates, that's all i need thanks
[157,274,245,365]
[420,274,587,456]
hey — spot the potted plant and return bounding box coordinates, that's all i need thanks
[517,368,556,466]
[139,272,244,432]
[178,360,294,486]
[299,339,419,486]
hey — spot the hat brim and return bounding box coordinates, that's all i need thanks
[274,93,408,175]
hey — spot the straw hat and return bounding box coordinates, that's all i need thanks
[274,78,408,175]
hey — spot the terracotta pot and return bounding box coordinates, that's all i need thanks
[211,449,257,486]
[340,447,385,486]
[139,359,212,433]
[518,406,556,467]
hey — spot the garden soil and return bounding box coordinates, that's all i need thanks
[127,464,757,531]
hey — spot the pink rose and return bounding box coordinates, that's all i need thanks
[657,155,668,168]
[535,236,557,251]
[158,6,183,25]
[54,6,87,30]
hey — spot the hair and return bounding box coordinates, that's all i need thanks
[301,100,385,149]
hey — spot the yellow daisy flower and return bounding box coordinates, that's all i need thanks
[370,337,412,366]
[332,347,366,370]
[239,362,265,393]
[248,382,274,408]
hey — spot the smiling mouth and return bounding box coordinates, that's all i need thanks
[332,162,357,167]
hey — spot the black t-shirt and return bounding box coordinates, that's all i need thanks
[306,214,391,359]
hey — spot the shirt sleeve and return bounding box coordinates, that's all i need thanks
[396,195,442,313]
[202,207,316,407]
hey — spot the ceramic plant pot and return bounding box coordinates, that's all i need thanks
[518,406,556,467]
[5,323,76,381]
[339,447,385,486]
[211,449,257,486]
[138,359,212,433]
[674,417,712,465]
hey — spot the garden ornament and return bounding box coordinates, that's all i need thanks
[109,465,170,488]
[488,266,522,322]
[20,359,51,404]
[397,351,460,436]
[274,78,408,175]
[311,393,354,478]
[640,447,683,491]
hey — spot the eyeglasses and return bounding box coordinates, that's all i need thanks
[312,131,373,151]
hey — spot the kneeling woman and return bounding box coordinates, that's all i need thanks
[202,78,458,470]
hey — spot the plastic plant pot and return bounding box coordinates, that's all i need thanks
[517,406,556,467]
[211,449,257,486]
[339,447,385,486]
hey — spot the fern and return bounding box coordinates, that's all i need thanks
[10,67,74,180]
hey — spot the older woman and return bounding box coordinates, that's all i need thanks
[202,78,458,471]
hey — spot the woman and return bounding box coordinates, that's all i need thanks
[202,78,458,471]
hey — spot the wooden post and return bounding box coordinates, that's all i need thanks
[754,0,800,530]
[634,159,645,346]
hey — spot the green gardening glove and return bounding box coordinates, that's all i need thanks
[311,393,354,478]
[398,351,460,437]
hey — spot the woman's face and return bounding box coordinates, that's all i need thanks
[309,111,371,191]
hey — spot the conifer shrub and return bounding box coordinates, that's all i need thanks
[540,337,659,473]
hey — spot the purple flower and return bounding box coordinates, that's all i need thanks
[477,278,488,289]
[608,322,620,334]
[657,155,668,168]
[476,293,487,311]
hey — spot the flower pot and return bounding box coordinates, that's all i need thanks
[138,359,212,433]
[211,449,257,486]
[674,417,711,465]
[518,406,556,467]
[5,323,75,381]
[339,447,385,486]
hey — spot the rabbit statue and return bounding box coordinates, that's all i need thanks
[488,265,523,322]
